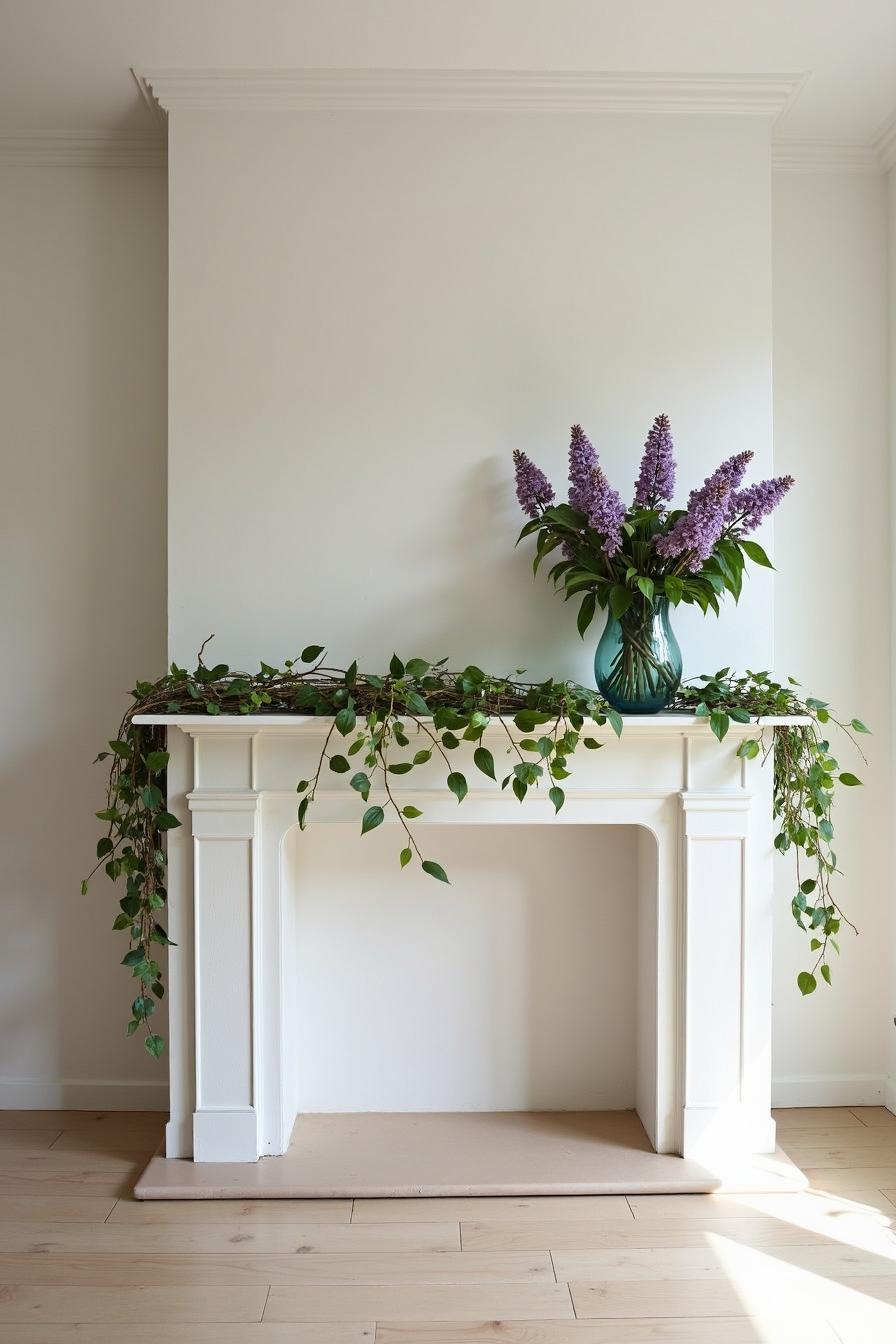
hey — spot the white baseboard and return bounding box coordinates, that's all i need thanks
[0,1078,169,1111]
[772,1074,887,1108]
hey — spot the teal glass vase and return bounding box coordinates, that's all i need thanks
[594,596,682,714]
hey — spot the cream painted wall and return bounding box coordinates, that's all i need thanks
[0,135,891,1113]
[0,166,168,1107]
[167,110,775,678]
[772,170,891,1104]
[166,109,776,1112]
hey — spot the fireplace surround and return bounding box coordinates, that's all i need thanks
[133,711,807,1197]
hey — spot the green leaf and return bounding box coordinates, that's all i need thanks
[422,859,450,884]
[146,750,170,773]
[404,691,430,716]
[109,740,131,758]
[301,644,324,662]
[473,747,496,780]
[709,710,729,742]
[361,805,385,835]
[156,811,181,830]
[850,718,871,734]
[413,750,432,765]
[549,786,565,814]
[739,538,774,569]
[399,847,412,869]
[664,575,683,606]
[350,771,371,801]
[388,762,414,775]
[576,592,596,639]
[402,805,423,818]
[335,706,356,736]
[442,732,460,749]
[447,772,468,804]
[838,772,862,786]
[141,784,163,810]
[820,963,832,985]
[405,658,430,678]
[96,836,114,859]
[389,653,405,678]
[121,949,145,968]
[605,709,623,738]
[329,754,350,774]
[636,576,654,601]
[797,971,817,996]
[609,585,633,620]
[297,797,310,830]
[144,1033,165,1059]
[583,737,600,749]
[736,738,761,759]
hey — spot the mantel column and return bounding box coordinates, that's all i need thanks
[679,740,776,1159]
[188,731,260,1162]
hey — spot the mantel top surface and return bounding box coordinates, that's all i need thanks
[133,712,811,731]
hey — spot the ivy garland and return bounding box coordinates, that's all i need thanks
[83,644,869,1058]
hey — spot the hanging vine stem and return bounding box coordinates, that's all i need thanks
[83,644,869,1056]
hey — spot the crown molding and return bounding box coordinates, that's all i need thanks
[140,67,802,117]
[0,132,166,167]
[771,140,882,174]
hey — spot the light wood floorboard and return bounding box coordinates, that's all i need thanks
[461,1212,896,1250]
[0,1249,553,1288]
[0,1284,269,1324]
[0,1326,372,1343]
[374,1320,839,1343]
[110,1193,354,1223]
[772,1106,863,1129]
[264,1283,574,1322]
[353,1197,632,1223]
[0,1220,462,1253]
[0,1110,893,1339]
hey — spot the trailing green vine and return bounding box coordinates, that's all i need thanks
[83,645,868,1057]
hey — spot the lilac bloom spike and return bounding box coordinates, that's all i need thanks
[634,413,676,509]
[586,466,626,557]
[655,450,753,571]
[728,475,795,534]
[568,424,598,515]
[513,449,555,518]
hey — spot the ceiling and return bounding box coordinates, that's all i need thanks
[1,0,895,146]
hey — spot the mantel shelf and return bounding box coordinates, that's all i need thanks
[133,712,811,732]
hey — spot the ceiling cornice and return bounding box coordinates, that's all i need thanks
[0,132,165,167]
[140,67,803,117]
[771,140,882,174]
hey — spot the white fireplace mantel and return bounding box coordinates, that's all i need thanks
[134,711,806,1174]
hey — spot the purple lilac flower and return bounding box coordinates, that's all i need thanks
[587,466,626,557]
[513,448,555,518]
[728,475,795,534]
[634,413,676,508]
[568,424,598,515]
[655,450,753,571]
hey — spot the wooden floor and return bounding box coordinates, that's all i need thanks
[0,1108,895,1342]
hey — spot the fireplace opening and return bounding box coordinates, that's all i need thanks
[283,822,653,1119]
